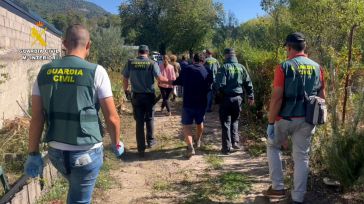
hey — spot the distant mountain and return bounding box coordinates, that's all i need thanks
[10,0,109,18]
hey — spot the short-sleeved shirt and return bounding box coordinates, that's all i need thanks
[123,56,161,93]
[173,63,212,109]
[32,64,112,151]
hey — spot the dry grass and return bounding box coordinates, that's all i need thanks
[0,117,31,196]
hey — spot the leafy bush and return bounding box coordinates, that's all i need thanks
[0,118,30,184]
[88,27,133,71]
[324,91,364,187]
[326,131,364,187]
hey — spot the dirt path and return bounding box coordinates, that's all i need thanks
[92,101,343,204]
[91,100,278,204]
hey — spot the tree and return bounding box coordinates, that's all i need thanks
[88,27,131,71]
[119,0,219,54]
[238,17,276,51]
[49,12,87,32]
[289,0,364,125]
[260,0,291,60]
[51,14,68,32]
[213,8,240,48]
[162,0,218,55]
[119,0,165,52]
[289,0,343,63]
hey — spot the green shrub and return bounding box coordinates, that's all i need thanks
[326,131,364,187]
[325,92,364,187]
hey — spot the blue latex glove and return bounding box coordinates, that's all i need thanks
[266,124,275,140]
[24,154,44,178]
[112,142,124,158]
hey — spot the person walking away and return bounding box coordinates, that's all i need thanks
[215,48,254,155]
[170,55,181,100]
[122,45,168,157]
[24,24,124,204]
[180,54,190,70]
[204,49,220,112]
[158,55,176,116]
[170,55,181,79]
[264,32,325,204]
[172,53,213,158]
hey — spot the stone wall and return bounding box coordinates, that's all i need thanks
[0,4,62,127]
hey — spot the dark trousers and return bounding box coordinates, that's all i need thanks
[132,93,155,152]
[219,95,242,151]
[206,90,214,111]
[159,87,172,112]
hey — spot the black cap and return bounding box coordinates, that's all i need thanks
[224,48,235,55]
[138,45,149,52]
[284,32,305,46]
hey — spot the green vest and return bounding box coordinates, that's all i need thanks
[126,57,158,93]
[279,56,322,117]
[204,57,219,80]
[37,56,103,145]
[217,57,248,96]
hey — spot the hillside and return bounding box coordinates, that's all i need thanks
[10,0,109,18]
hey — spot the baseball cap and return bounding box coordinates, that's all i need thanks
[138,45,149,52]
[223,48,235,55]
[284,32,305,46]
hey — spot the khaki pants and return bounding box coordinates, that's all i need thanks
[267,118,315,202]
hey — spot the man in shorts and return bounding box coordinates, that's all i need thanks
[172,53,212,158]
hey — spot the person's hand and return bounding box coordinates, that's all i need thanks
[24,154,44,178]
[112,142,124,158]
[266,124,274,140]
[248,99,255,106]
[124,90,131,101]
